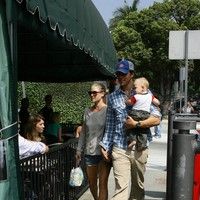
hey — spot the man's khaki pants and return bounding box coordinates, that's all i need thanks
[111,146,148,200]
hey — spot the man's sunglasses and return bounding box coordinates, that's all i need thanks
[88,91,102,95]
[115,71,127,76]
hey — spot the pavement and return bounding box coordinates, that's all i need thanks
[79,119,168,200]
[145,120,168,200]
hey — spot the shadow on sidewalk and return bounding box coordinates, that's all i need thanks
[145,190,166,199]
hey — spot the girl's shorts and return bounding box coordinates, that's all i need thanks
[84,155,103,166]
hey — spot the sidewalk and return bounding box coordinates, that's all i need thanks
[146,119,168,199]
[150,119,168,143]
[79,120,168,200]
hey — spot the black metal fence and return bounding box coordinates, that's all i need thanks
[20,139,88,200]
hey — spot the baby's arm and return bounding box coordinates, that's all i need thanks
[152,96,160,106]
[126,96,136,105]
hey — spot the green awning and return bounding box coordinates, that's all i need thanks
[0,1,117,199]
[14,0,117,82]
[0,1,21,200]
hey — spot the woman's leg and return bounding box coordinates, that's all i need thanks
[86,165,98,200]
[98,160,112,200]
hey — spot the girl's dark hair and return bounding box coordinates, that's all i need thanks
[25,114,44,141]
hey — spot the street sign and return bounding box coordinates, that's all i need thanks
[169,30,200,60]
[179,67,185,81]
[168,30,200,112]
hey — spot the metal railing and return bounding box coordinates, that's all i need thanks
[20,139,88,200]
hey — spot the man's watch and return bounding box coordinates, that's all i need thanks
[135,121,141,128]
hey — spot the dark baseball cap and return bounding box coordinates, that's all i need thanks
[116,60,134,74]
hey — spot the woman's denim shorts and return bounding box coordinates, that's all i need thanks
[84,155,103,166]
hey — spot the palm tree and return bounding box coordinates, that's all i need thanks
[109,0,140,28]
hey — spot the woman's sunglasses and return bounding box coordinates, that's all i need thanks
[88,91,102,95]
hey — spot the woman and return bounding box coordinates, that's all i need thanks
[25,114,46,142]
[184,101,194,113]
[76,82,111,200]
[19,114,49,158]
[19,114,49,199]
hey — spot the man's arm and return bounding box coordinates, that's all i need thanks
[99,104,114,152]
[126,103,161,129]
[99,97,115,162]
[125,115,160,129]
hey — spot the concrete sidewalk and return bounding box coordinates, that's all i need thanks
[144,119,168,200]
[79,120,168,200]
[150,119,168,144]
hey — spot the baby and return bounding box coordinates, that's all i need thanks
[126,77,160,151]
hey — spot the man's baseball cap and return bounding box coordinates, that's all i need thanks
[116,60,134,74]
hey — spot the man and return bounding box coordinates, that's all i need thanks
[39,94,53,132]
[19,97,30,136]
[100,59,161,200]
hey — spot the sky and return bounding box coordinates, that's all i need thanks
[92,0,163,26]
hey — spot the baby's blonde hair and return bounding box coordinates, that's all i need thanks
[134,77,149,89]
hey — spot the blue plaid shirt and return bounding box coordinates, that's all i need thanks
[100,88,161,152]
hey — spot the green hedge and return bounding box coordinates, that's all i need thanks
[17,82,92,123]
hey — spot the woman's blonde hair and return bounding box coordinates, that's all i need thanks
[91,82,109,103]
[91,82,108,94]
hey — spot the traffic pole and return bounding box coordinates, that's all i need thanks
[171,120,196,200]
[166,110,175,199]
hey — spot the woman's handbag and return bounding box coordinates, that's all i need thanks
[69,166,84,187]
